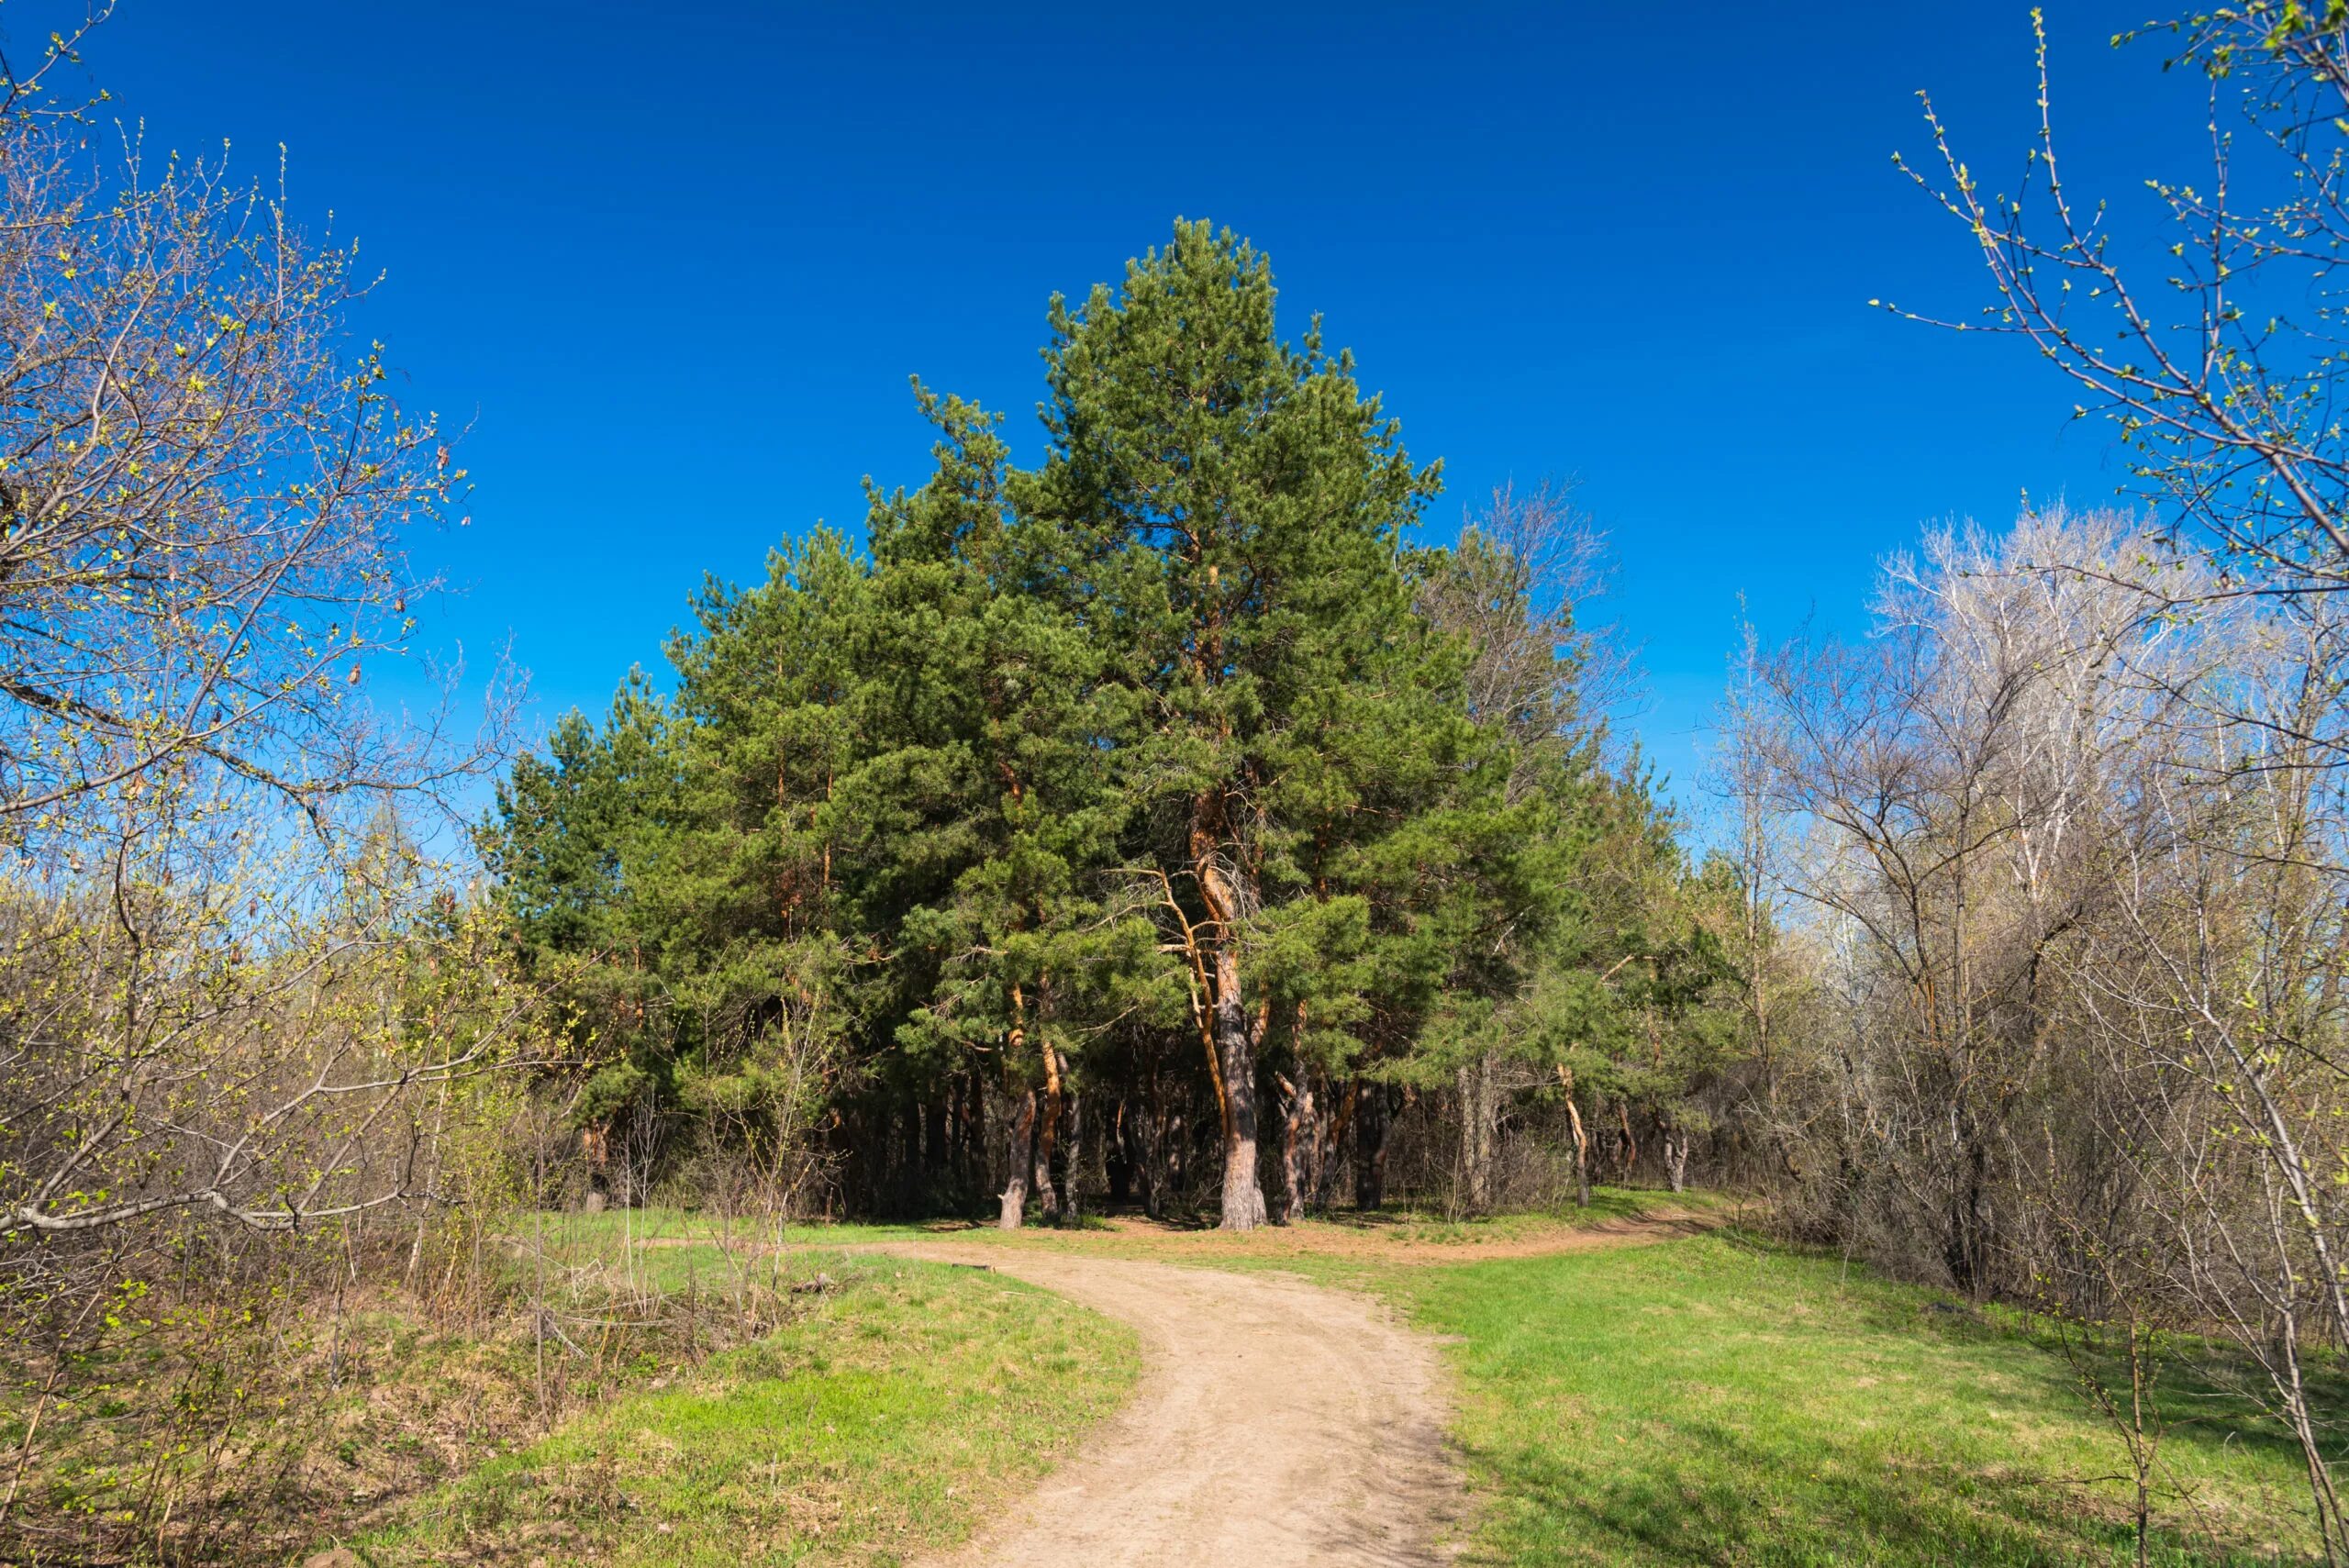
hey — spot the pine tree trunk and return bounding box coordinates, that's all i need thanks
[997,1089,1035,1230]
[1354,1081,1390,1210]
[1278,1073,1315,1224]
[1061,1091,1084,1222]
[1137,1083,1166,1219]
[1032,1089,1061,1226]
[1215,984,1266,1229]
[1190,791,1269,1231]
[1108,1098,1133,1207]
[1033,1041,1062,1220]
[1315,1079,1354,1211]
[1167,1111,1188,1208]
[1458,1054,1497,1214]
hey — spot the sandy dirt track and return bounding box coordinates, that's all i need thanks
[896,1243,1463,1568]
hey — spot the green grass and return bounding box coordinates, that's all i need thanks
[534,1184,1728,1259]
[360,1196,2332,1565]
[1379,1233,2326,1566]
[346,1251,1138,1567]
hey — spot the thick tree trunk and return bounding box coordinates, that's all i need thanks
[1189,790,1269,1231]
[1278,1073,1316,1224]
[1214,989,1266,1229]
[1033,1047,1062,1229]
[1457,1054,1497,1214]
[1662,1124,1689,1194]
[997,1088,1036,1229]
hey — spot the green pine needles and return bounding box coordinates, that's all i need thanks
[484,220,1735,1229]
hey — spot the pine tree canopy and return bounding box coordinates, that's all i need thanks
[483,219,1733,1228]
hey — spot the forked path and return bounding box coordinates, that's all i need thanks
[893,1242,1464,1568]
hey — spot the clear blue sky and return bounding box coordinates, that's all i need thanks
[72,2,2205,820]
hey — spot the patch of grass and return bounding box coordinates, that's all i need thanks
[1383,1233,2323,1566]
[345,1251,1139,1567]
[532,1185,1720,1263]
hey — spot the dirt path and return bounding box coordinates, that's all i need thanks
[1079,1205,1725,1264]
[894,1242,1464,1568]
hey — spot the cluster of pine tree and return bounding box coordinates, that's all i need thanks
[484,223,1740,1229]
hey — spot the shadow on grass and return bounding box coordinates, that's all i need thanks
[1459,1409,2302,1567]
[1411,1237,2324,1567]
[1828,1265,2349,1480]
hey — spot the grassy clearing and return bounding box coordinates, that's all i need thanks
[540,1184,1732,1278]
[329,1196,2328,1565]
[343,1251,1138,1567]
[1384,1233,2328,1566]
[833,1197,2321,1562]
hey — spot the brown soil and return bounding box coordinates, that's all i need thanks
[1071,1206,1725,1263]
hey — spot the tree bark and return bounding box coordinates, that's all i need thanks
[1194,812,1267,1230]
[1278,1073,1315,1224]
[1353,1080,1391,1210]
[997,1088,1035,1230]
[1034,1039,1063,1226]
[1316,1079,1355,1211]
[1558,1065,1592,1209]
[1458,1054,1497,1214]
[1138,1074,1168,1219]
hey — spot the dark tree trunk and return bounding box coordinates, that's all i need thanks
[1354,1080,1391,1211]
[923,1096,948,1174]
[1108,1097,1134,1207]
[1139,1084,1168,1218]
[1060,1091,1084,1221]
[1164,1111,1186,1210]
[962,1071,985,1181]
[1315,1079,1355,1211]
[1458,1054,1497,1214]
[1945,1121,1994,1297]
[997,1088,1035,1230]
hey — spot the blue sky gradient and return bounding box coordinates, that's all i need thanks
[72,1,2210,821]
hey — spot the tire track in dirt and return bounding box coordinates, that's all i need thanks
[893,1243,1464,1568]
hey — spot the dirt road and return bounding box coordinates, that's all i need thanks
[896,1243,1462,1568]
